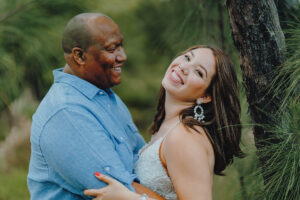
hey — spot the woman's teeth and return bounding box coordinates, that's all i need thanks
[171,71,183,84]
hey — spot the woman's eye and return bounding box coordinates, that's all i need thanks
[196,70,203,78]
[184,55,190,61]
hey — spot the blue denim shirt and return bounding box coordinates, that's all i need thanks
[27,68,146,200]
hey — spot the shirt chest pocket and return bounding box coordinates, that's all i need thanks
[114,136,134,172]
[124,122,139,144]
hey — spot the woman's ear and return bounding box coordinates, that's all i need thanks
[72,48,85,65]
[198,95,212,104]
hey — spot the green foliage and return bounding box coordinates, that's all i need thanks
[135,0,235,57]
[0,0,89,111]
[276,0,300,31]
[256,102,300,200]
[275,18,300,110]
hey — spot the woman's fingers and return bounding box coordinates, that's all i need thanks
[84,188,106,196]
[84,172,117,197]
[92,197,101,200]
[94,172,114,185]
[92,197,103,200]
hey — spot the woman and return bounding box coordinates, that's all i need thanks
[84,45,244,200]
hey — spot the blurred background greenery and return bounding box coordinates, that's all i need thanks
[0,0,299,199]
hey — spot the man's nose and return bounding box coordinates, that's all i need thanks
[116,47,127,62]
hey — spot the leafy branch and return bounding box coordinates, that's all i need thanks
[0,0,38,23]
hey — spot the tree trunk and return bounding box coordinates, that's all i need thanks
[225,0,286,184]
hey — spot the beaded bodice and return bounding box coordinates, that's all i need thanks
[135,121,180,200]
[135,138,177,200]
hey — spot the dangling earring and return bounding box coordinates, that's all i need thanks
[194,99,205,122]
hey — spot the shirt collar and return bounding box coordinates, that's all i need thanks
[53,68,114,100]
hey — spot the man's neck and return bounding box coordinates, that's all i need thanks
[63,64,75,75]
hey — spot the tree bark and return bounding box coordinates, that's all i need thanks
[225,0,286,184]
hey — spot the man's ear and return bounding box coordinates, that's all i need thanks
[72,48,85,65]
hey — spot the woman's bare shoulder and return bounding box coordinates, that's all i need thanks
[161,122,215,196]
[165,123,213,154]
[162,122,215,170]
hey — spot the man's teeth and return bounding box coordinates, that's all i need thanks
[112,67,121,72]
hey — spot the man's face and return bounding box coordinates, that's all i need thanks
[82,18,127,89]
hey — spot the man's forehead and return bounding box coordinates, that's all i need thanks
[89,18,119,36]
[89,30,123,50]
[103,33,123,47]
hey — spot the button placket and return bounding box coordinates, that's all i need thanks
[104,166,110,172]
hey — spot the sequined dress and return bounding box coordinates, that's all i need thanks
[134,122,180,200]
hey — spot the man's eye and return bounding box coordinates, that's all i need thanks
[184,55,190,61]
[106,46,116,52]
[106,48,115,52]
[196,70,203,78]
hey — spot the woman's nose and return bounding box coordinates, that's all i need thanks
[179,65,188,75]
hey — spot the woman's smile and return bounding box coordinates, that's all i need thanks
[168,69,184,85]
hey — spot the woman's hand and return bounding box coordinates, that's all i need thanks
[84,172,140,200]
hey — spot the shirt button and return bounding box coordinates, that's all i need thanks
[107,104,111,108]
[99,91,103,95]
[120,136,124,141]
[105,167,110,172]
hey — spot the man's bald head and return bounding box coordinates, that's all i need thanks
[62,13,126,89]
[62,13,113,53]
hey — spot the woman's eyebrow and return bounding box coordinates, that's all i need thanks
[198,64,208,78]
[191,51,195,58]
[191,51,207,78]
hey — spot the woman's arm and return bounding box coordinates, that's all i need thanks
[84,173,165,200]
[162,125,214,200]
[132,182,165,200]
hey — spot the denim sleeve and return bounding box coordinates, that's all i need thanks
[40,106,137,198]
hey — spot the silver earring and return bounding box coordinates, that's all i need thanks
[194,99,205,122]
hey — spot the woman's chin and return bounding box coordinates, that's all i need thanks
[161,78,168,89]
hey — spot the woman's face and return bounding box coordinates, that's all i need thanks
[162,48,216,102]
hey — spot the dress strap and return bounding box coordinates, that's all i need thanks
[158,119,181,177]
[164,119,181,137]
[139,119,181,156]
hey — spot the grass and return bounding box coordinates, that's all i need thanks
[0,168,30,200]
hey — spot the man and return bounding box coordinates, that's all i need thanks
[27,13,162,199]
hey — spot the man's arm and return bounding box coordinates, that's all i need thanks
[40,106,138,197]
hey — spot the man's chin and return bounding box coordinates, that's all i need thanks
[110,79,122,87]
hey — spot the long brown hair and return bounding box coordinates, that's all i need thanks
[150,45,244,175]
